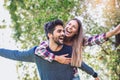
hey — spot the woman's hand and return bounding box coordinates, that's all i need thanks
[112,24,120,35]
[106,24,120,38]
[54,54,71,64]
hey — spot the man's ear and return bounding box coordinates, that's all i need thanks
[48,33,52,39]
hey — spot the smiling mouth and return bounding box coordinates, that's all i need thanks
[65,30,72,35]
[59,36,64,39]
[59,36,64,41]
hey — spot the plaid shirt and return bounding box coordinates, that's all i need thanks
[35,33,108,62]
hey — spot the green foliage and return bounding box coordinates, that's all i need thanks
[100,42,120,80]
[102,0,120,27]
[3,0,120,80]
[5,0,78,48]
[0,25,7,28]
[16,62,39,80]
[0,20,7,28]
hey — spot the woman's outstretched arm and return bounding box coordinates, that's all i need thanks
[106,24,120,38]
[84,24,120,46]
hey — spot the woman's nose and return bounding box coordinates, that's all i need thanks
[68,25,72,29]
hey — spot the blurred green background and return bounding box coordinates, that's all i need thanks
[0,0,120,80]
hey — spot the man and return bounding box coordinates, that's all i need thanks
[35,19,74,80]
[0,19,98,80]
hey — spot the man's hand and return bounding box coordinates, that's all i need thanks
[54,54,71,64]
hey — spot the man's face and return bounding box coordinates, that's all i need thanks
[51,25,65,45]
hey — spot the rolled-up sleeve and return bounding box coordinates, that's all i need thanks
[84,33,108,46]
[35,41,55,62]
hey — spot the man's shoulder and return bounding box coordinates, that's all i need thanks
[63,44,72,50]
[63,44,71,47]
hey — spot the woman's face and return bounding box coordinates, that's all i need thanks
[65,20,79,38]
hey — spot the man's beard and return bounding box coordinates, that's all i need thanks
[53,37,63,46]
[55,41,63,45]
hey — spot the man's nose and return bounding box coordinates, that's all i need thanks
[61,31,65,35]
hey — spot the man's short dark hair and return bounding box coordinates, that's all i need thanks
[44,19,64,39]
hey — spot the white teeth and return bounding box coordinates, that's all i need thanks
[67,29,71,33]
[59,36,64,39]
[66,31,71,35]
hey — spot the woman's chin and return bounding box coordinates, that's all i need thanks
[65,35,72,38]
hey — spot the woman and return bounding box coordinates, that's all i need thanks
[35,18,120,80]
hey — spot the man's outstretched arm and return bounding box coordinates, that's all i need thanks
[79,61,99,79]
[0,46,37,62]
